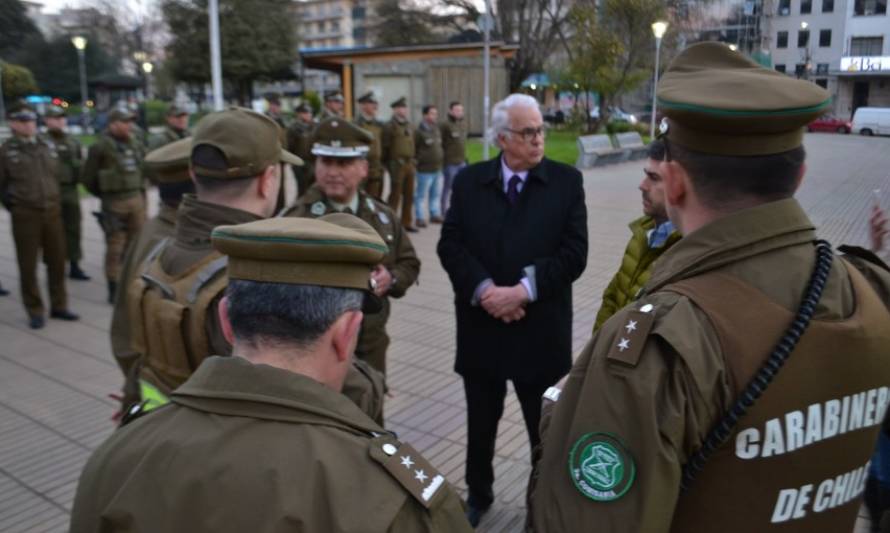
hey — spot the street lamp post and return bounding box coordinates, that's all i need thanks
[142,62,154,100]
[800,21,812,80]
[481,0,493,160]
[71,36,89,132]
[650,21,668,139]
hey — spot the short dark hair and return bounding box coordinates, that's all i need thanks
[670,143,805,209]
[449,101,461,110]
[647,139,666,161]
[422,105,436,115]
[226,280,363,350]
[191,144,257,195]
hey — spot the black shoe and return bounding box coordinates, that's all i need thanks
[465,504,489,528]
[50,309,80,321]
[107,281,117,304]
[29,316,45,329]
[0,285,8,296]
[69,262,91,281]
[404,225,419,233]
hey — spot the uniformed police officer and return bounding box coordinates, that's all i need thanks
[81,108,147,303]
[286,102,316,196]
[287,118,420,376]
[147,104,189,150]
[110,137,195,413]
[265,95,288,130]
[44,104,90,280]
[0,103,79,329]
[319,89,345,120]
[382,96,418,232]
[125,108,385,424]
[70,215,472,533]
[354,91,386,200]
[527,42,890,532]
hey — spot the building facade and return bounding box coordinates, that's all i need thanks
[835,0,890,117]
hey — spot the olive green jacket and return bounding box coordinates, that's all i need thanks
[528,198,890,532]
[439,115,467,166]
[285,118,315,162]
[46,129,82,188]
[71,356,472,533]
[415,120,444,173]
[0,135,61,210]
[355,113,385,178]
[81,133,145,199]
[593,216,681,331]
[148,126,188,151]
[382,116,415,163]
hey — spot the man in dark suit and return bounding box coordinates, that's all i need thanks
[437,93,588,527]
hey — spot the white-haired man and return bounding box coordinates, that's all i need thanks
[437,93,588,527]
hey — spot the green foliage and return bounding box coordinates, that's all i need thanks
[465,129,579,166]
[162,0,297,103]
[0,61,39,101]
[302,90,321,114]
[0,0,41,58]
[144,100,168,127]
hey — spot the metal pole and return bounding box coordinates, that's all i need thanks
[209,0,224,111]
[482,0,492,160]
[77,48,89,132]
[650,36,662,139]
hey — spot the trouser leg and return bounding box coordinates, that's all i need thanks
[513,378,554,462]
[414,172,431,223]
[428,171,441,218]
[42,207,68,311]
[356,324,390,375]
[401,164,416,228]
[463,374,507,509]
[387,161,404,213]
[11,208,44,316]
[61,193,82,262]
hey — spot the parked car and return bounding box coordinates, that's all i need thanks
[543,108,566,125]
[807,115,851,134]
[852,107,890,136]
[590,106,639,124]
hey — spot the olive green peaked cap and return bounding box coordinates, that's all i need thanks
[311,117,374,158]
[8,101,37,121]
[191,106,302,179]
[358,91,378,104]
[391,96,407,108]
[145,137,192,184]
[657,42,831,156]
[45,105,67,118]
[211,214,386,312]
[108,108,136,123]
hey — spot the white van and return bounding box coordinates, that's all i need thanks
[851,107,890,136]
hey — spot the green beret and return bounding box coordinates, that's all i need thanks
[108,108,136,123]
[391,97,407,109]
[8,101,37,121]
[145,137,192,184]
[166,104,188,117]
[45,105,67,118]
[211,215,387,312]
[311,118,373,158]
[357,91,378,104]
[190,107,303,179]
[657,42,831,156]
[325,90,344,102]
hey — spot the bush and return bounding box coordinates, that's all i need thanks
[145,100,168,127]
[302,90,321,114]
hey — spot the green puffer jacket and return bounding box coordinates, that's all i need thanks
[593,215,681,331]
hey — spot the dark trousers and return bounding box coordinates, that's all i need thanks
[11,205,67,316]
[463,374,551,509]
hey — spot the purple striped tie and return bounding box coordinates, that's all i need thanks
[507,175,521,205]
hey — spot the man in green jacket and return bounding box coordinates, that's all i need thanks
[148,104,189,150]
[70,216,472,533]
[413,104,444,227]
[593,139,681,330]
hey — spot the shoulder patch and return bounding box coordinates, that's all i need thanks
[369,437,446,509]
[568,432,635,502]
[606,306,656,367]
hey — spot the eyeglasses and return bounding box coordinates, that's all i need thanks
[505,126,546,142]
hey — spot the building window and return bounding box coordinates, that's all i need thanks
[819,29,831,47]
[318,21,326,32]
[352,6,366,19]
[816,63,829,74]
[822,0,834,12]
[854,0,888,15]
[801,0,812,13]
[815,79,828,88]
[353,27,367,40]
[777,31,789,48]
[331,20,340,31]
[776,64,787,73]
[851,36,884,56]
[798,30,810,47]
[778,0,791,15]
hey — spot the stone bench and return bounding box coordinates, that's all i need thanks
[614,132,649,161]
[575,134,628,169]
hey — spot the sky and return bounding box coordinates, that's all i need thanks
[36,0,488,14]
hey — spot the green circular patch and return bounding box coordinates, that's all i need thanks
[568,432,636,502]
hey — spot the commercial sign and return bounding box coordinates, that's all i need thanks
[841,56,890,72]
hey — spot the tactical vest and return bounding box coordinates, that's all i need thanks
[667,261,890,532]
[98,138,143,194]
[128,240,228,400]
[49,135,78,185]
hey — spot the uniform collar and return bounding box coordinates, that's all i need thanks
[171,356,384,435]
[644,198,816,294]
[175,194,262,247]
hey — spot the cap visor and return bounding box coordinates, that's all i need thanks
[146,136,192,165]
[280,148,304,166]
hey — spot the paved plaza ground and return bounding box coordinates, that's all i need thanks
[0,133,888,532]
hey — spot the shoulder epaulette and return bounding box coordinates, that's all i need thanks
[369,436,447,509]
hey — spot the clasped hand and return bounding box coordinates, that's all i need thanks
[481,284,529,324]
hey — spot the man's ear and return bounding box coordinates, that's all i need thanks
[218,295,235,345]
[663,160,688,207]
[331,310,364,362]
[257,165,279,199]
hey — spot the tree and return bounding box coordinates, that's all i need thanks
[371,0,481,47]
[496,0,575,91]
[13,33,118,102]
[0,61,39,101]
[162,0,297,104]
[0,0,42,58]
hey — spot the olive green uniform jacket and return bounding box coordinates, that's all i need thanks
[355,113,385,180]
[147,125,188,151]
[439,115,467,166]
[70,356,472,533]
[287,186,421,374]
[415,120,444,173]
[81,133,145,201]
[593,216,682,331]
[285,118,316,195]
[528,199,890,532]
[46,130,84,261]
[0,135,61,210]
